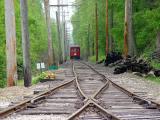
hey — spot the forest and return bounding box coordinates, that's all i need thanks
[0,0,160,88]
[0,0,59,87]
[72,0,160,66]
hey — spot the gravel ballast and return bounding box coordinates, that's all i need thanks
[95,64,160,103]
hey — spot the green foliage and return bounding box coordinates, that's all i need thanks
[89,55,105,63]
[0,80,6,88]
[0,0,58,87]
[150,60,160,69]
[72,0,160,60]
[32,73,45,84]
[0,0,6,83]
[146,76,160,83]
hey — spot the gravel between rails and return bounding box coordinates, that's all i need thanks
[3,115,67,120]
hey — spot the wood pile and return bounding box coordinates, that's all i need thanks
[102,52,160,77]
[113,57,160,77]
[114,57,152,74]
[104,52,123,66]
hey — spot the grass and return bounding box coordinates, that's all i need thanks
[145,58,160,84]
[89,55,106,63]
[17,73,45,86]
[150,60,160,69]
[146,76,160,83]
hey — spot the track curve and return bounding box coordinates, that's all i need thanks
[1,61,160,120]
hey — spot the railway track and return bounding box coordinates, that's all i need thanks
[1,61,160,120]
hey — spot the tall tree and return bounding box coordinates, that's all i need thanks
[44,0,54,66]
[109,4,114,52]
[106,0,109,56]
[128,0,137,56]
[20,0,31,87]
[87,24,90,60]
[124,0,129,57]
[95,3,99,62]
[5,0,17,86]
[124,0,137,57]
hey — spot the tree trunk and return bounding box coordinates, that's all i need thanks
[106,0,109,56]
[124,0,129,57]
[156,31,160,50]
[20,0,32,87]
[109,4,114,52]
[44,0,55,66]
[125,0,137,56]
[95,3,99,62]
[5,0,17,87]
[87,24,90,60]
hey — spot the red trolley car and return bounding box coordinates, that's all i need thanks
[70,45,80,59]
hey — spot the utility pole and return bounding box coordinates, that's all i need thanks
[44,0,55,66]
[20,0,31,87]
[57,0,63,64]
[64,20,68,61]
[61,0,65,62]
[5,0,17,86]
[56,11,63,64]
[95,3,99,62]
[106,0,109,56]
[124,0,129,58]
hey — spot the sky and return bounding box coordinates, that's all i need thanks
[49,0,76,44]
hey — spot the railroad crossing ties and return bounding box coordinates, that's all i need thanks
[1,61,160,120]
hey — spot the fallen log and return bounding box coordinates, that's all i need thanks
[114,57,153,75]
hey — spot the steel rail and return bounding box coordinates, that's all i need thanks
[91,81,109,99]
[91,99,120,120]
[0,79,75,119]
[82,61,160,109]
[67,99,120,120]
[2,61,160,119]
[67,62,121,120]
[71,62,88,100]
[67,100,91,120]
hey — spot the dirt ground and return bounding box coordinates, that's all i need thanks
[0,68,69,109]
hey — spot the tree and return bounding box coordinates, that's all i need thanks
[106,0,109,56]
[20,0,32,87]
[44,0,55,66]
[5,0,17,87]
[124,0,137,57]
[87,24,90,60]
[109,3,114,52]
[95,2,99,62]
[124,0,129,57]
